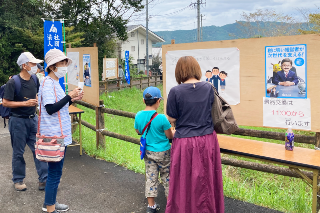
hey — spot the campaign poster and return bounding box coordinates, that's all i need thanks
[105,60,116,78]
[67,52,79,86]
[166,48,240,105]
[265,44,307,99]
[83,54,91,87]
[263,97,311,130]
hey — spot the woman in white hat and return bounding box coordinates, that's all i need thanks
[38,49,84,213]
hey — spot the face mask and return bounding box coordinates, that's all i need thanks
[26,65,38,75]
[54,67,68,79]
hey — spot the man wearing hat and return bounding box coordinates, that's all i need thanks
[2,52,48,191]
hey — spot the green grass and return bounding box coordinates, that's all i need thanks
[72,85,313,213]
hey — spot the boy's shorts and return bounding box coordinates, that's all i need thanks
[221,85,225,90]
[144,149,170,197]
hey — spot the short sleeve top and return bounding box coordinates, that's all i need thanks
[3,75,39,116]
[38,76,72,146]
[166,81,214,138]
[134,110,172,152]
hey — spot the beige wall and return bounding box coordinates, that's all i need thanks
[162,34,320,132]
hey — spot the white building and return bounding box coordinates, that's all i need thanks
[117,25,165,73]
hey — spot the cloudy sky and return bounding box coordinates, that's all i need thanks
[128,0,319,31]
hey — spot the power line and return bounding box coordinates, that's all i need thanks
[191,0,205,42]
[149,3,193,18]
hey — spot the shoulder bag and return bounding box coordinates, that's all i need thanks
[35,78,66,162]
[209,83,238,135]
[140,112,158,160]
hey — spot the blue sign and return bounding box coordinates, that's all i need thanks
[44,20,65,91]
[125,51,130,84]
[265,44,307,99]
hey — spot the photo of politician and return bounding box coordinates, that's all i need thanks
[266,57,306,98]
[272,58,298,86]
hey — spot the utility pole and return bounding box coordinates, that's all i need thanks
[146,0,149,74]
[201,14,203,42]
[197,0,200,42]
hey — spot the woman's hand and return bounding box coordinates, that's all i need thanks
[72,90,84,102]
[69,88,81,99]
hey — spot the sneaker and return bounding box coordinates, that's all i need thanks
[14,182,27,191]
[42,202,69,212]
[146,204,160,213]
[39,181,46,191]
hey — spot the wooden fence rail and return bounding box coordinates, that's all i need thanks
[73,108,314,180]
[75,100,316,145]
[99,73,163,93]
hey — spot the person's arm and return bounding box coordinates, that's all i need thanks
[135,129,140,135]
[273,72,281,85]
[292,73,299,85]
[3,98,37,108]
[166,88,179,125]
[167,116,176,124]
[45,95,72,115]
[2,79,38,108]
[164,128,174,139]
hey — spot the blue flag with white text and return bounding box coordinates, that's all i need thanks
[44,20,65,91]
[125,51,130,84]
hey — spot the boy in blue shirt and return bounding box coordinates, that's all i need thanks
[134,87,174,213]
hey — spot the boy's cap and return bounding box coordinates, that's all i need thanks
[17,52,43,66]
[143,87,163,100]
[37,63,44,71]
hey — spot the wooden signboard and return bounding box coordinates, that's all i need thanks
[102,58,118,80]
[67,46,100,107]
[162,34,320,132]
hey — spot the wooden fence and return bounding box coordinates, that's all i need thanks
[73,99,320,180]
[99,73,163,93]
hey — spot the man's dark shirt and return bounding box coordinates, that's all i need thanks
[3,75,39,116]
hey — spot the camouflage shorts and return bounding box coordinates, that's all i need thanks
[144,149,170,197]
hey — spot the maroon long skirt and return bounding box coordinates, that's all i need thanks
[165,131,224,213]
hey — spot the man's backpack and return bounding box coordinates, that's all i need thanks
[0,75,38,128]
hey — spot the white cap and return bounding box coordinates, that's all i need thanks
[17,52,44,66]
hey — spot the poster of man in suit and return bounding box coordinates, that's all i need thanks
[265,44,307,99]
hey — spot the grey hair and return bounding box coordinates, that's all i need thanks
[19,62,28,70]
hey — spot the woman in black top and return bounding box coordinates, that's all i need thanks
[165,56,224,213]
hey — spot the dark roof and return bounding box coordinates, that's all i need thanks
[126,25,140,32]
[126,25,165,43]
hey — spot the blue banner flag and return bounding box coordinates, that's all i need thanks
[125,50,130,84]
[44,20,65,91]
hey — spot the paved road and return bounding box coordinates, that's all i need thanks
[0,118,282,213]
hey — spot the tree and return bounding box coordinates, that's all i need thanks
[151,54,161,72]
[43,0,144,79]
[299,13,320,34]
[234,9,304,39]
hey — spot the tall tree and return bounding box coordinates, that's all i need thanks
[43,0,144,79]
[0,0,44,84]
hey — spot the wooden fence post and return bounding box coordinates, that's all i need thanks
[104,80,108,94]
[317,171,320,213]
[96,100,105,149]
[315,132,320,149]
[155,73,157,87]
[148,76,150,87]
[118,77,121,90]
[130,76,132,89]
[140,77,142,91]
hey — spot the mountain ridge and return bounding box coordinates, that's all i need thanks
[153,22,311,47]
